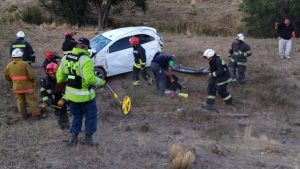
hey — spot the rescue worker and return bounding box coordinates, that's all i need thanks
[4,48,40,119]
[43,50,60,71]
[40,62,69,129]
[129,36,153,86]
[56,38,106,146]
[203,49,232,112]
[150,54,176,95]
[228,33,251,83]
[62,31,77,55]
[10,31,36,65]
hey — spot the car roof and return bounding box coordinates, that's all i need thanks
[102,26,157,40]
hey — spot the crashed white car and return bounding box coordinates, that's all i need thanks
[90,26,164,78]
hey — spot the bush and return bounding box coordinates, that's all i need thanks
[21,6,44,25]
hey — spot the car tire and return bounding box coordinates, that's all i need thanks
[94,67,107,80]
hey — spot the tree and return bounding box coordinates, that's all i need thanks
[240,0,300,38]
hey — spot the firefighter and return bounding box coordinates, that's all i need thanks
[150,54,176,95]
[40,62,69,129]
[43,50,60,71]
[62,31,77,55]
[228,33,251,83]
[203,49,232,112]
[10,31,36,65]
[129,36,153,86]
[4,48,40,119]
[56,38,106,146]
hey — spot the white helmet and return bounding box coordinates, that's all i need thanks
[16,31,25,38]
[203,49,215,58]
[12,48,24,58]
[236,33,244,42]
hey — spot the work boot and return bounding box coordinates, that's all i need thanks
[81,134,98,146]
[67,133,78,146]
[202,104,219,113]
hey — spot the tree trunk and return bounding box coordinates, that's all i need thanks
[96,0,113,30]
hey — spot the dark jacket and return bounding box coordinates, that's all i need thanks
[133,45,146,68]
[209,55,231,85]
[10,38,35,62]
[152,54,174,70]
[229,41,251,63]
[42,55,60,71]
[62,37,77,54]
[40,75,66,104]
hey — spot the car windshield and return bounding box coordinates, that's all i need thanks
[90,35,112,53]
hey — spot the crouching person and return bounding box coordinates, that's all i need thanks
[40,62,69,129]
[4,48,40,119]
[202,49,233,112]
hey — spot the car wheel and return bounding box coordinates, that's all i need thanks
[94,67,106,79]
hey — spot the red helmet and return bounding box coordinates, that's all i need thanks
[45,51,54,61]
[64,31,73,37]
[129,36,139,46]
[46,62,58,78]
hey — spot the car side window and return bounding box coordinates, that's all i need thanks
[109,36,131,53]
[136,34,155,44]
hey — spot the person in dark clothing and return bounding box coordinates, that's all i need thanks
[150,54,176,95]
[203,49,232,112]
[40,62,69,130]
[275,18,296,59]
[43,51,61,71]
[228,33,251,83]
[62,31,77,55]
[129,36,153,86]
[10,31,36,65]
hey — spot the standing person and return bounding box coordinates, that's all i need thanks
[10,31,36,65]
[203,49,232,112]
[228,33,251,83]
[129,36,153,86]
[275,18,296,59]
[40,62,69,130]
[150,54,176,95]
[62,31,77,55]
[56,38,106,146]
[4,48,40,119]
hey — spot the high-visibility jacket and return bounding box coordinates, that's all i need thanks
[209,55,231,86]
[10,38,35,62]
[4,58,36,93]
[62,37,77,55]
[56,48,105,103]
[229,41,251,65]
[133,45,146,69]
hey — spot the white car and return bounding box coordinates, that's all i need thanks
[90,26,164,79]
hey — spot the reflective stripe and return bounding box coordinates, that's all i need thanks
[217,78,232,86]
[68,75,75,79]
[230,58,235,62]
[12,44,26,48]
[65,88,95,96]
[237,62,246,66]
[223,94,232,101]
[134,63,141,68]
[79,56,88,77]
[221,60,226,65]
[212,71,217,77]
[47,89,52,94]
[207,95,216,99]
[40,88,46,92]
[42,96,49,101]
[14,88,34,94]
[11,76,29,81]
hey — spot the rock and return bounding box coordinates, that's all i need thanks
[173,129,181,135]
[211,144,221,155]
[159,151,169,158]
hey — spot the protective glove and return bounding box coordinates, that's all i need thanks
[57,98,65,108]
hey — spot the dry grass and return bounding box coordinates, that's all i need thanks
[168,143,195,169]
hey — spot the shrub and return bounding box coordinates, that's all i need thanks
[21,6,44,25]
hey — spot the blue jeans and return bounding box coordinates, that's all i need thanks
[69,99,98,135]
[150,62,167,94]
